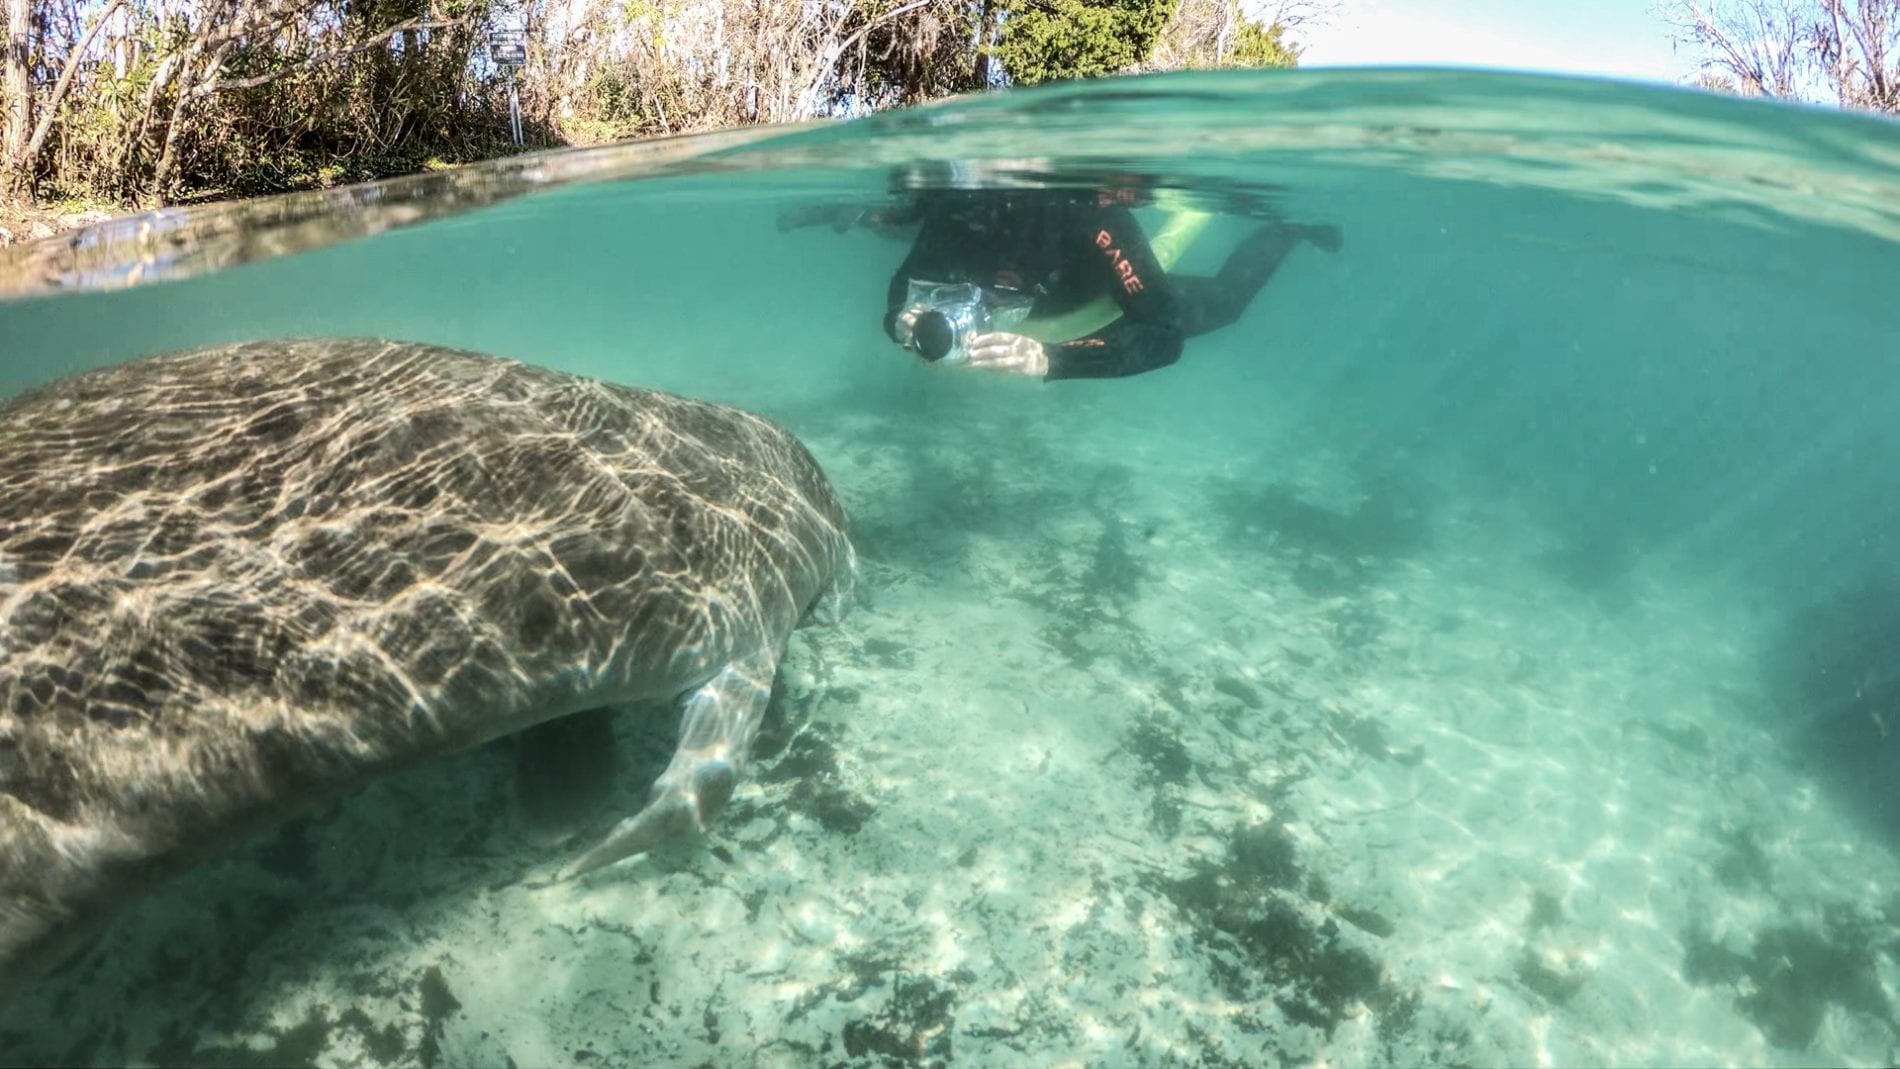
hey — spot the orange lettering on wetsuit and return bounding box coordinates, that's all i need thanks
[1094,228,1145,295]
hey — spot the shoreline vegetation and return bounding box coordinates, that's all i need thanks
[0,0,1315,247]
[3,0,1897,249]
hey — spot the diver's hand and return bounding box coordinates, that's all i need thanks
[962,332,1049,377]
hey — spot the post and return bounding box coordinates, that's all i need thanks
[508,67,521,144]
[489,25,526,146]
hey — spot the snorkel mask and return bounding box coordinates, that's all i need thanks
[897,280,1034,364]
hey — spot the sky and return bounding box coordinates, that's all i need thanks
[1291,0,1702,86]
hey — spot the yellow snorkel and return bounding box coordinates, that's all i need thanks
[1017,207,1216,343]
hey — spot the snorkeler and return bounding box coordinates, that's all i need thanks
[784,176,1341,380]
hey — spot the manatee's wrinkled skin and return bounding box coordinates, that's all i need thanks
[0,338,855,1001]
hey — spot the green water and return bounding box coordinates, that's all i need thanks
[3,69,1900,1066]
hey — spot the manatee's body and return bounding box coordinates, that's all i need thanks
[0,338,854,1000]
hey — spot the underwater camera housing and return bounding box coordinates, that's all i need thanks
[899,280,1033,364]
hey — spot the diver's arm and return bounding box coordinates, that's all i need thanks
[1044,205,1187,380]
[884,266,913,343]
[885,228,945,342]
[1045,319,1185,380]
[884,215,977,342]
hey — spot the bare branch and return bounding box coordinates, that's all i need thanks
[1252,0,1340,31]
[193,16,473,96]
[1660,0,1900,111]
[835,0,934,60]
[1659,0,1802,95]
[13,0,128,177]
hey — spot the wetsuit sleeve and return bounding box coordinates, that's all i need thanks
[884,217,961,343]
[885,240,933,342]
[1044,205,1186,381]
[884,263,912,343]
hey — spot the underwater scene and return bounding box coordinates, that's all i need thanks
[2,68,1899,1067]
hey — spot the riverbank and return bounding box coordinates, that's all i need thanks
[0,197,119,247]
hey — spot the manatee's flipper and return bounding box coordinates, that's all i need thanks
[559,646,783,879]
[515,706,621,837]
[802,543,859,627]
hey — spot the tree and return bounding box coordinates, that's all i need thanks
[1660,0,1808,97]
[3,0,28,193]
[1659,0,1900,112]
[843,0,995,108]
[996,0,1322,86]
[1152,0,1300,70]
[1815,0,1898,110]
[991,0,1178,86]
[10,0,125,196]
[1228,18,1298,65]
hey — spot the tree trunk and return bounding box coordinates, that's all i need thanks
[151,40,233,204]
[3,0,31,194]
[974,0,994,88]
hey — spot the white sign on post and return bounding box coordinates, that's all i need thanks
[489,29,526,67]
[488,28,527,144]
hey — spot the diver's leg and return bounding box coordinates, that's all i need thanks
[1175,221,1342,336]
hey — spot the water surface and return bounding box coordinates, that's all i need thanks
[3,69,1899,1067]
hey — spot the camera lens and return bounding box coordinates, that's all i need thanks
[911,311,958,363]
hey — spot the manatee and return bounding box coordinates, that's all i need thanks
[0,338,855,1000]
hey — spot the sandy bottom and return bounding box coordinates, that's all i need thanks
[4,379,1898,1068]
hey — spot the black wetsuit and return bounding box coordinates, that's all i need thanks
[885,188,1290,380]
